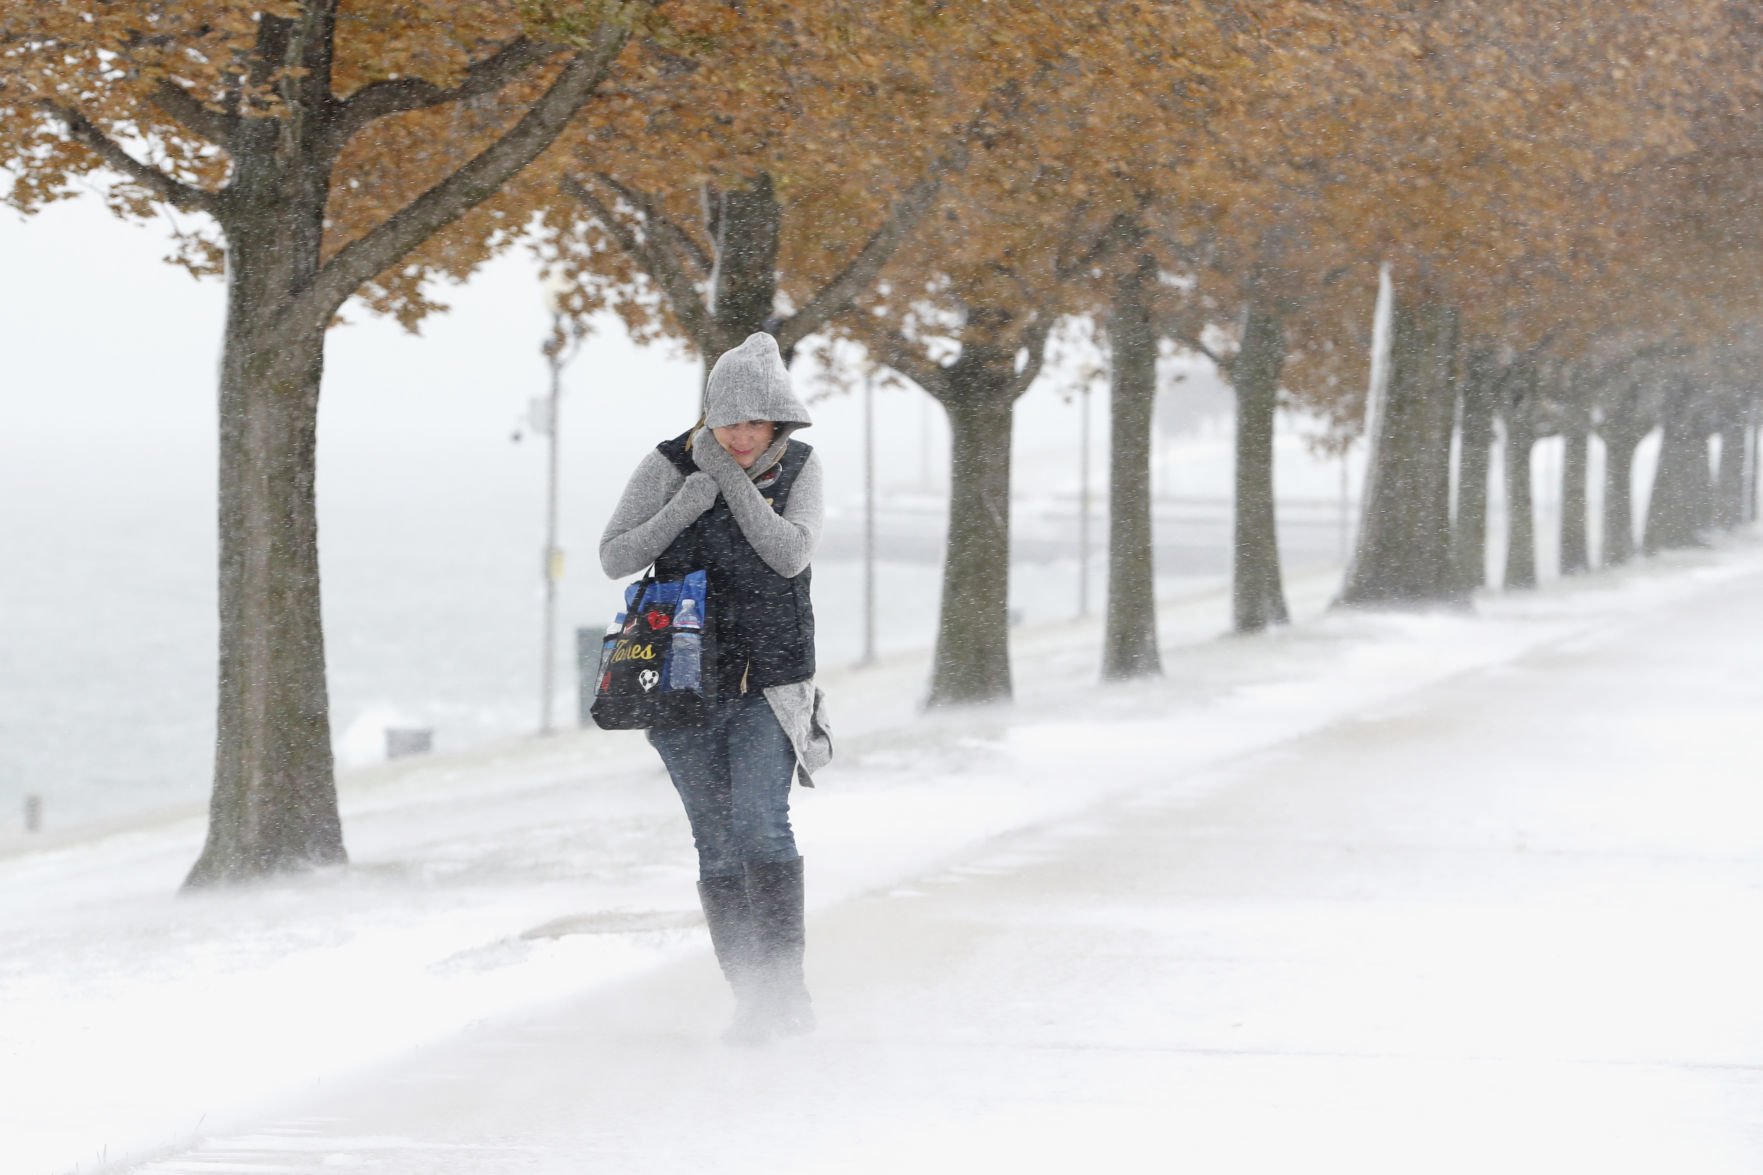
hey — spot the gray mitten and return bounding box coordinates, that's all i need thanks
[692,427,745,486]
[673,470,721,516]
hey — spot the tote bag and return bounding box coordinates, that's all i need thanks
[589,569,714,730]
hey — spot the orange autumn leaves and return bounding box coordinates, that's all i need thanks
[1,0,1748,382]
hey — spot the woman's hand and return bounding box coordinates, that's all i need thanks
[674,470,721,516]
[692,427,746,487]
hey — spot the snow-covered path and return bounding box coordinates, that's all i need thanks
[120,553,1763,1175]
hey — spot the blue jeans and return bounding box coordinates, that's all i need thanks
[648,694,799,880]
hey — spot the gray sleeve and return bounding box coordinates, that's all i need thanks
[598,451,716,578]
[722,449,824,578]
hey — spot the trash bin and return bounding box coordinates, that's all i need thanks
[385,728,433,759]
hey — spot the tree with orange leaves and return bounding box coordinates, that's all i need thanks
[0,1,761,884]
[832,0,1262,705]
[550,0,1261,703]
[1269,0,1731,607]
[537,3,1020,370]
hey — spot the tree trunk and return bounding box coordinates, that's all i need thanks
[928,357,1018,706]
[582,151,954,375]
[1712,400,1749,531]
[1688,419,1716,534]
[1503,378,1538,591]
[706,171,782,355]
[1749,410,1761,524]
[1559,407,1591,576]
[1230,292,1290,634]
[1339,296,1464,607]
[1453,350,1497,591]
[1645,391,1711,554]
[1600,426,1643,568]
[187,137,343,885]
[1102,251,1162,676]
[172,12,629,886]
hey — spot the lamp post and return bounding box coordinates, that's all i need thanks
[1078,380,1092,618]
[537,276,577,734]
[861,363,878,666]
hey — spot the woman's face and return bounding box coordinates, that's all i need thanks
[712,419,777,469]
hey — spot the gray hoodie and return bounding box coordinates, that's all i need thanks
[703,330,812,430]
[599,332,822,579]
[598,332,832,780]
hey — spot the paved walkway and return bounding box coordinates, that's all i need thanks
[133,567,1763,1175]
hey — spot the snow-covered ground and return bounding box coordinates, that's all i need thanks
[4,532,1760,1175]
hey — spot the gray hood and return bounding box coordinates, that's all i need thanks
[703,332,812,432]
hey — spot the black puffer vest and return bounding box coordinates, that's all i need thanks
[655,431,816,695]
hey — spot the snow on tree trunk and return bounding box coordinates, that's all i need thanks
[928,356,1017,706]
[1339,295,1465,607]
[1103,250,1162,677]
[176,15,630,887]
[1502,370,1538,591]
[1712,400,1749,531]
[1645,390,1712,554]
[1600,430,1642,568]
[1688,422,1716,533]
[1230,291,1290,634]
[1748,409,1762,524]
[187,153,343,886]
[1559,395,1592,576]
[1453,349,1498,592]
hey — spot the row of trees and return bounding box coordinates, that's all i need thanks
[3,1,1758,884]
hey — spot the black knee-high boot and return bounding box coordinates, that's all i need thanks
[745,857,815,1036]
[696,873,767,1044]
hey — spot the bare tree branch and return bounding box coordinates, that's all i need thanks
[149,78,240,148]
[1578,338,1679,390]
[777,147,967,352]
[1148,223,1215,275]
[41,101,220,216]
[1057,211,1137,283]
[330,37,556,148]
[1167,328,1226,368]
[297,27,630,336]
[772,78,1046,349]
[1007,313,1056,399]
[1515,327,1565,362]
[561,172,714,350]
[874,327,954,404]
[593,171,714,276]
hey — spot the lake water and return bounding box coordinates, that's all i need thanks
[0,413,1355,837]
[0,202,1369,839]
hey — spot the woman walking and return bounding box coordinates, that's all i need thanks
[599,331,830,1043]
